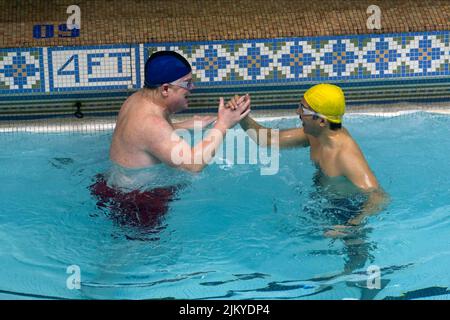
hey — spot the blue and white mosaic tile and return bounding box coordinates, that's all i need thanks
[191,44,233,82]
[0,31,449,98]
[0,48,45,93]
[145,32,450,85]
[275,40,317,79]
[48,45,140,92]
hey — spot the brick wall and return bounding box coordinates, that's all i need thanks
[1,0,449,48]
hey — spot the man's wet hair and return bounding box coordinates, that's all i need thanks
[329,122,342,130]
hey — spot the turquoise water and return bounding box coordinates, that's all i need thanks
[0,112,449,300]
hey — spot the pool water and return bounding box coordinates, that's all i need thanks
[0,112,449,300]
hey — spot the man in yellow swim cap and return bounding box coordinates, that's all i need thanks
[228,83,388,232]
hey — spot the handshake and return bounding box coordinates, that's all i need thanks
[216,94,252,130]
[178,94,252,132]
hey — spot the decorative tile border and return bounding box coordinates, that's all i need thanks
[0,31,449,98]
[145,32,450,86]
[0,48,46,94]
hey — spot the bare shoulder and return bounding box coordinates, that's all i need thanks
[137,113,174,140]
[122,94,173,136]
[337,131,379,190]
[337,133,368,168]
[115,100,174,151]
[117,90,142,115]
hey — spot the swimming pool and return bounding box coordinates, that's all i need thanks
[0,111,449,300]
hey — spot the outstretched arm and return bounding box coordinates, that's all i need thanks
[172,115,217,130]
[143,97,250,173]
[228,95,310,148]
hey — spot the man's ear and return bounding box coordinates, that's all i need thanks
[161,84,170,97]
[319,118,326,127]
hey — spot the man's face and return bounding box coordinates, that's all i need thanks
[167,73,194,112]
[296,98,324,135]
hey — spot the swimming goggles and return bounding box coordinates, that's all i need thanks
[298,103,324,119]
[170,79,195,90]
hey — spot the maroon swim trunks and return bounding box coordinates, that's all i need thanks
[89,174,181,230]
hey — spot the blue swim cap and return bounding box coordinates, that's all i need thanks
[144,51,192,88]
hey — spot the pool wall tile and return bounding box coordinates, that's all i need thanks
[1,31,450,119]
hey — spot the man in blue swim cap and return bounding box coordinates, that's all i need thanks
[110,51,250,172]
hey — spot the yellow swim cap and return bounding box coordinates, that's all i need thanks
[303,83,345,124]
